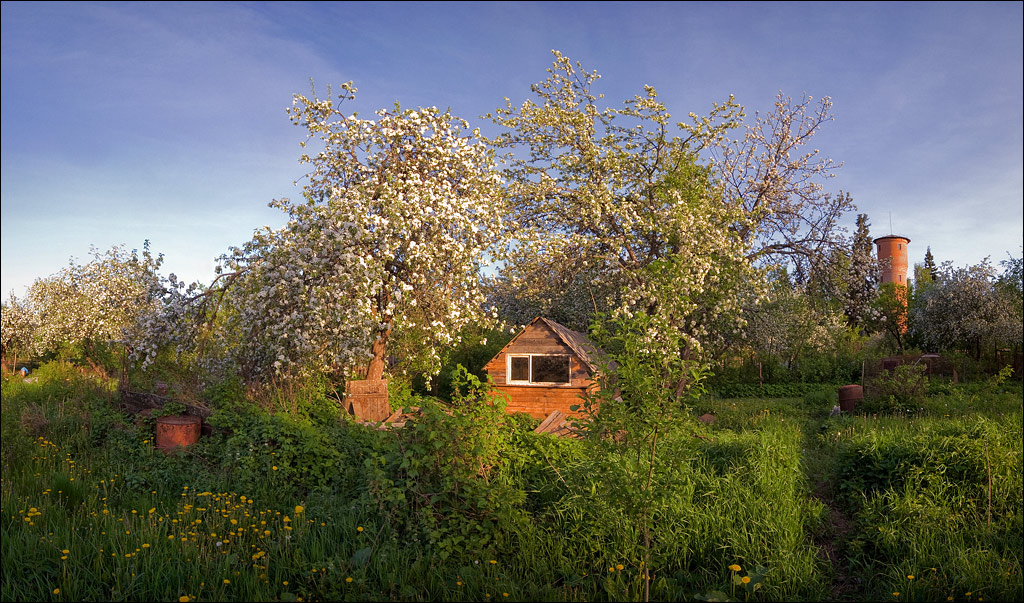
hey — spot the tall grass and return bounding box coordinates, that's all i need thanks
[828,410,1023,601]
[3,364,1022,601]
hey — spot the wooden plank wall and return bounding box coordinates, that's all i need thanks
[484,321,599,419]
[497,385,593,419]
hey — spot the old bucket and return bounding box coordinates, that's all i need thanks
[838,384,863,412]
[155,414,201,452]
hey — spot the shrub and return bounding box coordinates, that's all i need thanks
[862,364,927,414]
[711,382,831,399]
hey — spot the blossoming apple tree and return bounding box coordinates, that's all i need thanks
[487,52,755,369]
[187,84,505,382]
[488,52,851,369]
[2,244,165,383]
[1,294,36,370]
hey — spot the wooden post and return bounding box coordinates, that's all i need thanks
[345,379,390,422]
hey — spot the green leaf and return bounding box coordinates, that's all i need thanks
[350,546,372,567]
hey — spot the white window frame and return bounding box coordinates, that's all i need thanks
[506,353,572,386]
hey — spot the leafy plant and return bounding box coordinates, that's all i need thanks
[570,312,709,602]
[863,363,927,414]
[152,401,187,418]
[363,365,527,562]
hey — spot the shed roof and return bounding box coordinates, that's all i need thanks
[506,317,606,373]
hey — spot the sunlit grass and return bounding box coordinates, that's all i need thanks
[3,367,1022,601]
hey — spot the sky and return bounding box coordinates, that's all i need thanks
[2,1,1022,299]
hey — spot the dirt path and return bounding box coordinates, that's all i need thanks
[802,419,864,601]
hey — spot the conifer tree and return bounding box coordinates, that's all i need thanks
[845,213,877,328]
[923,246,938,282]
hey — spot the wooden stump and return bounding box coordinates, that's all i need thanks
[345,379,390,422]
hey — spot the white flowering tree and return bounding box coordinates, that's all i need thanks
[911,259,1022,360]
[197,84,505,383]
[710,92,853,268]
[12,244,165,381]
[489,53,760,371]
[489,53,852,374]
[1,294,37,371]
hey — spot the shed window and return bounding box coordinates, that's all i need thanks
[510,356,530,382]
[507,354,571,385]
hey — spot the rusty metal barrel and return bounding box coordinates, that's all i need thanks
[838,385,863,412]
[155,415,201,452]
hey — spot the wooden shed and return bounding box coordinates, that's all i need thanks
[483,317,605,419]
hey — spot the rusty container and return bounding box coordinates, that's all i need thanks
[155,415,201,452]
[838,385,863,412]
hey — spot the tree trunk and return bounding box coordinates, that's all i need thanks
[364,322,393,381]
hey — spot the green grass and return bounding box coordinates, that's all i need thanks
[2,364,1021,601]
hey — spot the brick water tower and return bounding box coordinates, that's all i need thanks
[873,235,911,286]
[874,234,910,331]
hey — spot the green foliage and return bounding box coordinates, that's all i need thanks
[826,412,1023,601]
[803,388,836,410]
[4,357,1021,602]
[386,376,419,411]
[570,312,713,600]
[362,365,526,562]
[151,401,187,418]
[711,382,833,399]
[863,364,927,414]
[208,406,348,503]
[869,282,910,353]
[417,326,512,401]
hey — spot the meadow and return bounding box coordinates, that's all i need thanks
[2,363,1021,602]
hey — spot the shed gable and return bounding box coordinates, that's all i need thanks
[484,317,605,419]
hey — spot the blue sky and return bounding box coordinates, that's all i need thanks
[2,1,1022,298]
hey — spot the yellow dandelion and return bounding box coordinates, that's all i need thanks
[272,466,278,471]
[608,567,615,572]
[729,564,742,572]
[908,575,915,580]
[62,549,69,554]
[345,577,353,583]
[742,576,751,584]
[179,597,190,603]
[294,505,304,514]
[616,564,624,571]
[223,579,230,584]
[357,526,364,532]
[490,559,497,565]
[894,593,900,597]
[142,543,150,548]
[54,589,60,595]
[283,581,289,586]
